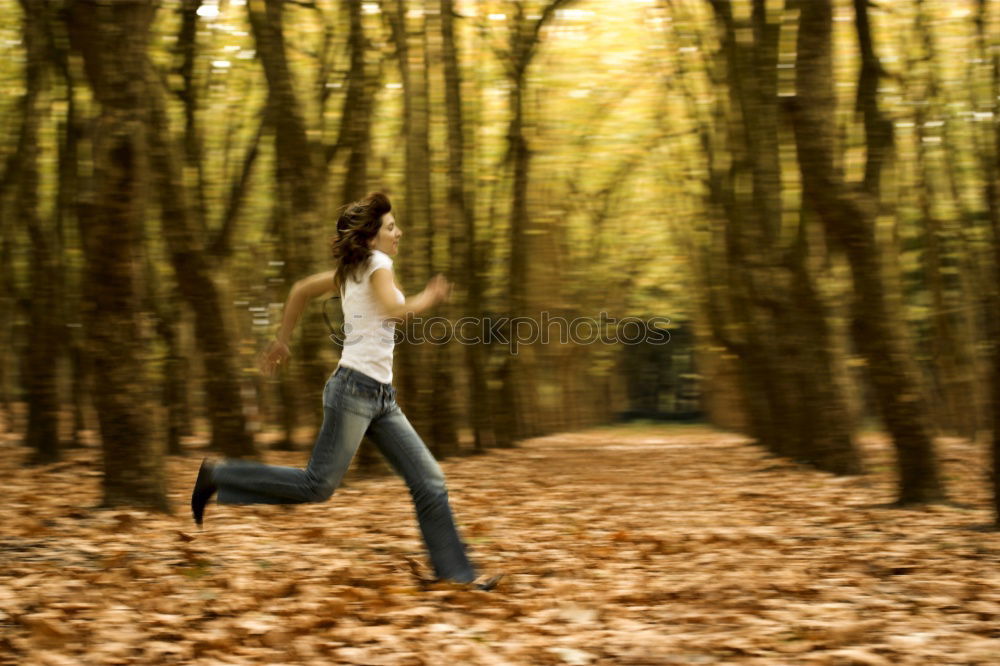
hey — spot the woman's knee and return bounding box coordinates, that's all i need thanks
[408,473,448,503]
[307,479,336,503]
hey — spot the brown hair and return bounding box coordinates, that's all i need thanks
[330,192,392,295]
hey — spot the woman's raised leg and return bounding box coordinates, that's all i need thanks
[213,402,369,504]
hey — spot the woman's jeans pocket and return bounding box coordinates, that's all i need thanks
[324,374,377,418]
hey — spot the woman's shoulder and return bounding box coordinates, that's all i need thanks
[370,250,393,267]
[367,250,394,275]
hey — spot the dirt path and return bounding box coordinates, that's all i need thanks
[2,424,999,664]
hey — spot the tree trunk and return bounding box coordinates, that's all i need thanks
[144,58,257,459]
[791,0,944,504]
[498,1,577,444]
[786,211,862,474]
[0,215,14,435]
[424,0,460,457]
[440,0,494,451]
[709,0,796,460]
[143,251,190,456]
[19,0,61,464]
[705,0,860,473]
[176,0,208,233]
[337,0,374,203]
[385,0,436,454]
[66,0,169,511]
[46,0,90,448]
[914,109,959,437]
[909,0,981,440]
[160,305,190,456]
[971,0,1000,526]
[503,67,543,442]
[248,0,327,448]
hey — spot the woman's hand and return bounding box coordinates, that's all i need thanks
[258,339,291,377]
[423,274,452,307]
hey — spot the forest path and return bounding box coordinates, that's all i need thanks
[2,424,999,664]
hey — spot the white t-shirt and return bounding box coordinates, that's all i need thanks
[337,250,405,384]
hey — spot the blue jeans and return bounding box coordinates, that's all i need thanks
[213,365,477,583]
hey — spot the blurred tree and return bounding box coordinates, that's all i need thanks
[971,0,1000,526]
[44,0,90,449]
[493,0,578,446]
[147,0,206,458]
[693,0,861,474]
[790,0,944,504]
[176,0,209,231]
[383,0,441,455]
[440,0,495,451]
[145,26,257,460]
[66,0,168,510]
[907,0,982,441]
[140,242,189,456]
[5,0,996,514]
[247,0,329,449]
[16,0,61,464]
[423,0,461,457]
[335,0,377,204]
[0,184,14,435]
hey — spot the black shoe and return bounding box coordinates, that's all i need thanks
[191,458,217,527]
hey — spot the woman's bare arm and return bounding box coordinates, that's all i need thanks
[259,270,338,375]
[370,268,450,320]
[275,270,339,345]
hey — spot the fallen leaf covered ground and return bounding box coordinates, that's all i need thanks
[1,423,999,665]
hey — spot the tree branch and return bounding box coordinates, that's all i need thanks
[209,110,267,258]
[518,0,581,70]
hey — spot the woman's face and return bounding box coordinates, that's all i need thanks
[369,212,402,257]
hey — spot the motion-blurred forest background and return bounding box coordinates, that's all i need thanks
[1,0,999,521]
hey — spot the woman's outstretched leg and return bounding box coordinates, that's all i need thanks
[365,406,477,584]
[214,404,369,503]
[191,392,369,523]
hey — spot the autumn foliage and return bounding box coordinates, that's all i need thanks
[2,425,998,664]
